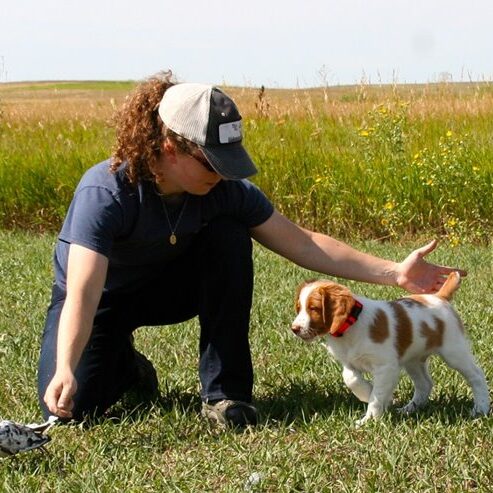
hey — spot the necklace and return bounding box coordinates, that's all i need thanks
[160,195,189,245]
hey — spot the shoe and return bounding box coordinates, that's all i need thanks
[201,399,258,428]
[123,350,160,407]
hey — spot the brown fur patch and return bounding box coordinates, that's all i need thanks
[369,309,389,343]
[391,302,413,357]
[303,289,327,334]
[420,317,445,350]
[295,281,313,313]
[305,282,355,336]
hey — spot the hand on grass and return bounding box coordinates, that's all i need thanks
[44,371,77,419]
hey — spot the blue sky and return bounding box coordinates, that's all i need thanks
[1,0,491,87]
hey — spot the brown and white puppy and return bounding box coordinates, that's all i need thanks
[292,272,490,425]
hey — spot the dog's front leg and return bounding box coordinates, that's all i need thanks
[342,366,373,403]
[356,365,399,426]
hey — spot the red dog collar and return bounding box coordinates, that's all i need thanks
[332,300,363,337]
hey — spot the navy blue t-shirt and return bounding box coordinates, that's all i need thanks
[54,159,274,292]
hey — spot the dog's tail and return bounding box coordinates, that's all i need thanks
[436,271,461,301]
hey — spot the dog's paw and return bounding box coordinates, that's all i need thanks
[397,401,419,415]
[355,415,371,428]
[470,403,490,418]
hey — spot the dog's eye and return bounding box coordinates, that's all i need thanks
[309,306,321,314]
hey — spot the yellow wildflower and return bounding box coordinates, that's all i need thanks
[449,237,460,248]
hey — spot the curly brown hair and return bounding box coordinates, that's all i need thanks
[110,71,200,185]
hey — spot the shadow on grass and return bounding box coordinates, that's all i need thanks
[255,378,483,427]
[70,379,484,429]
[85,378,346,428]
[255,378,358,426]
[104,388,201,424]
[389,394,484,425]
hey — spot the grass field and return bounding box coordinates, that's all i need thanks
[1,80,493,491]
[1,80,493,242]
[0,231,492,492]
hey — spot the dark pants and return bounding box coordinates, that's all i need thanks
[37,217,254,420]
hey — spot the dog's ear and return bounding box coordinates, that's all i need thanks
[320,283,355,335]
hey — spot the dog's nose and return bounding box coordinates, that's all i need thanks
[291,324,301,335]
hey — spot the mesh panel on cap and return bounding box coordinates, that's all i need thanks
[159,84,212,146]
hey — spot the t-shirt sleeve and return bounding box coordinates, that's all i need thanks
[59,186,124,257]
[227,179,274,227]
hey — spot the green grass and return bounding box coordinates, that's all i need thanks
[1,81,493,243]
[1,231,492,491]
[246,104,493,244]
[0,118,113,230]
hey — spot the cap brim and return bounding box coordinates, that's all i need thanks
[201,142,257,180]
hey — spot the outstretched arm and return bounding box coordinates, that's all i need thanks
[251,210,465,294]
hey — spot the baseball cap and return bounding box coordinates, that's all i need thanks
[158,83,257,180]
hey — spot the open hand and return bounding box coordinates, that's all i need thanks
[395,240,467,294]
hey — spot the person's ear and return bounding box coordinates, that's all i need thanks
[161,138,179,166]
[162,137,176,154]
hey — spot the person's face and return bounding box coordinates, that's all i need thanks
[154,141,222,195]
[174,150,222,195]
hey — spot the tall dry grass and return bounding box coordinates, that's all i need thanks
[1,80,492,242]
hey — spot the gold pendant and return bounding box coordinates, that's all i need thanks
[169,233,177,245]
